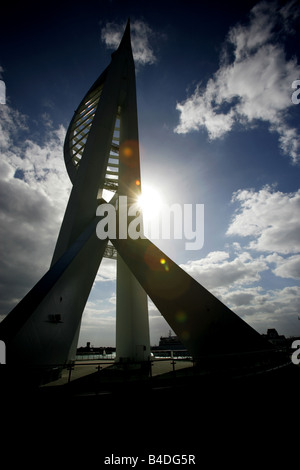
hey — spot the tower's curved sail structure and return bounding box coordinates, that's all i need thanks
[64,72,121,195]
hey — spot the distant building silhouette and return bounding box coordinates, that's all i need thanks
[262,329,287,347]
[158,332,186,351]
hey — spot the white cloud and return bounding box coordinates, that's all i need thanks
[0,105,27,149]
[221,286,264,308]
[95,258,116,282]
[101,19,158,66]
[180,250,268,292]
[179,186,300,336]
[0,105,71,317]
[180,249,300,336]
[174,0,300,163]
[79,301,116,347]
[267,253,300,280]
[227,186,300,254]
[230,285,300,335]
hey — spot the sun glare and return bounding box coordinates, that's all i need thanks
[138,185,164,220]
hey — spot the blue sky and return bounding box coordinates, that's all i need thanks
[0,0,300,347]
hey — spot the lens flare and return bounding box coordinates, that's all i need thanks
[160,258,170,272]
[123,147,133,158]
[176,310,187,323]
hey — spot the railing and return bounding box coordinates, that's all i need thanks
[1,347,295,392]
[65,354,194,385]
[54,347,292,386]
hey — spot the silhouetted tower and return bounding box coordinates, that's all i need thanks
[52,20,150,363]
[0,21,271,384]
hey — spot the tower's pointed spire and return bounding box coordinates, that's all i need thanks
[123,18,131,41]
[124,17,131,36]
[116,18,132,54]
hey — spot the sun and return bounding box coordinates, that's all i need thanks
[137,185,164,222]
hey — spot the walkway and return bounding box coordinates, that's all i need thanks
[42,358,193,387]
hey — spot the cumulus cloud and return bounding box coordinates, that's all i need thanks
[227,186,300,254]
[221,287,264,308]
[179,182,300,336]
[180,248,300,335]
[174,0,300,163]
[101,19,158,66]
[230,285,300,335]
[79,300,116,346]
[0,105,71,317]
[180,250,268,292]
[220,184,300,334]
[95,258,116,282]
[267,253,300,280]
[0,104,27,149]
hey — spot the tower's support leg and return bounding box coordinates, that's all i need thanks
[115,253,150,364]
[0,219,107,384]
[112,235,272,361]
